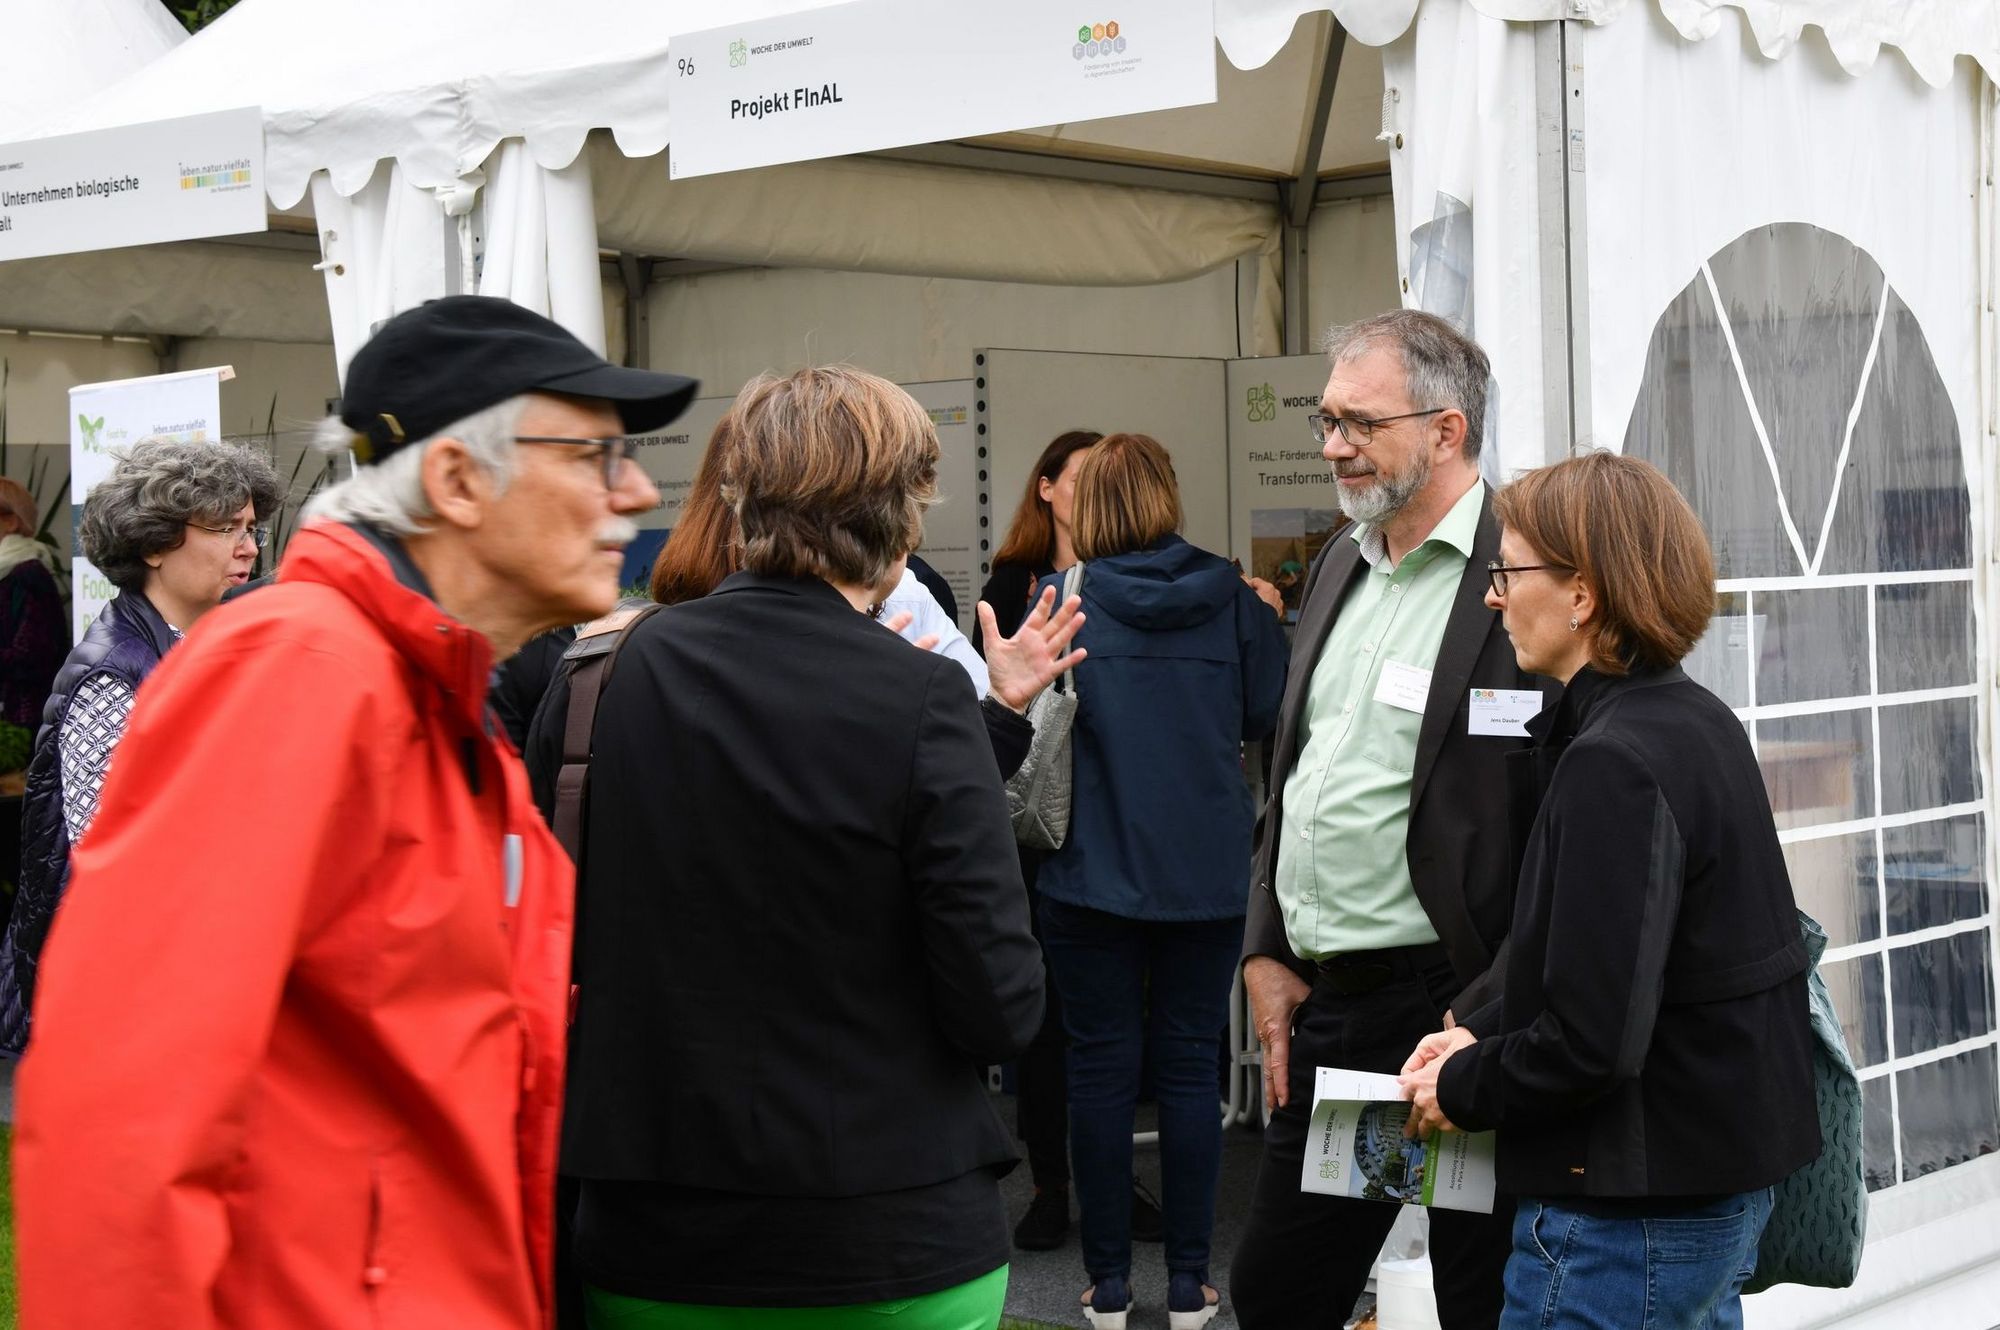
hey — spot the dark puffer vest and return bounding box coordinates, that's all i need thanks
[0,591,177,1055]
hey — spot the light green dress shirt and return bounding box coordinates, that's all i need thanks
[1276,480,1484,959]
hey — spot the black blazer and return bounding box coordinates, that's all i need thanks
[1242,488,1556,1016]
[1438,666,1821,1199]
[556,572,1045,1196]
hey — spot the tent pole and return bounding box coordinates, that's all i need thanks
[1282,16,1347,355]
[1535,19,1591,462]
[617,254,655,369]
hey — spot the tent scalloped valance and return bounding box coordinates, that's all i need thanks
[1217,1,1999,88]
[31,0,1997,211]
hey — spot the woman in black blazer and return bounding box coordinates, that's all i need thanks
[1400,452,1820,1330]
[559,367,1046,1330]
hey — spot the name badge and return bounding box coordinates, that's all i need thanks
[1468,687,1543,736]
[1372,660,1433,714]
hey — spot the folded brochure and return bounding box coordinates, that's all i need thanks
[1299,1067,1496,1214]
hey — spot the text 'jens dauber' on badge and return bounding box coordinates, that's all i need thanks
[1468,687,1543,737]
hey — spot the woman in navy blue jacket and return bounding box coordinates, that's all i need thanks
[1035,433,1287,1329]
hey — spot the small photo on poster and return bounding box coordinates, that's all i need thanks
[1250,507,1346,622]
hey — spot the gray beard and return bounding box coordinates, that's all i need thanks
[1335,449,1433,527]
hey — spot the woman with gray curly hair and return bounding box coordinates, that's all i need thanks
[0,436,281,1056]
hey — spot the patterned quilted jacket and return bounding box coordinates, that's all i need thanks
[0,590,177,1054]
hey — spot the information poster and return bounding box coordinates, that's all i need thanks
[0,107,265,262]
[69,366,233,636]
[906,379,978,632]
[1225,355,1342,624]
[668,0,1216,179]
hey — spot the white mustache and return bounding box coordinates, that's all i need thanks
[1333,461,1377,479]
[596,518,639,548]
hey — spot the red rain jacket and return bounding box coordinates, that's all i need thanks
[15,521,573,1330]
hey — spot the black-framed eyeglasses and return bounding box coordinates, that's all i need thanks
[1307,408,1447,448]
[187,519,268,550]
[514,435,645,489]
[1486,561,1573,597]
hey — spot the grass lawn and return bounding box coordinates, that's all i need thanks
[1,1127,14,1329]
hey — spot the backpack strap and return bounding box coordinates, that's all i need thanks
[551,602,664,863]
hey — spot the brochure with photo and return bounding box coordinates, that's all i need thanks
[1299,1067,1497,1214]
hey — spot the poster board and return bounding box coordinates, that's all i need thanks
[905,379,979,630]
[67,366,232,637]
[976,350,1229,586]
[1225,354,1339,621]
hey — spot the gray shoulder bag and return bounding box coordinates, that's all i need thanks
[1004,561,1083,850]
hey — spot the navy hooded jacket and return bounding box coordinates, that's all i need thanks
[1035,534,1288,921]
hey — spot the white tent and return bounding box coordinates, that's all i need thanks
[13,2,2000,1324]
[0,0,185,135]
[24,0,1404,374]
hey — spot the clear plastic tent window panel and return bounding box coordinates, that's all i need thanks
[1629,224,1998,1190]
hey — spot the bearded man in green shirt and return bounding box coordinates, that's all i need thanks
[1231,311,1555,1330]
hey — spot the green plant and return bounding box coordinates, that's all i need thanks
[166,0,242,33]
[0,721,29,775]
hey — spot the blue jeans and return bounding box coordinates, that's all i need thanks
[1037,897,1243,1282]
[1501,1189,1772,1330]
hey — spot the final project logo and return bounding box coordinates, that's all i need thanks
[1073,20,1128,60]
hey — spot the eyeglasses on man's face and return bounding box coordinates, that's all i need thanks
[1307,408,1447,448]
[1486,561,1574,598]
[514,435,646,490]
[188,519,268,550]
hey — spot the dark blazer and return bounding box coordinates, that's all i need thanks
[556,571,1045,1196]
[1438,665,1820,1199]
[1242,487,1555,1016]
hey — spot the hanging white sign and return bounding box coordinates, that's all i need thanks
[0,107,265,263]
[68,366,234,637]
[668,0,1216,180]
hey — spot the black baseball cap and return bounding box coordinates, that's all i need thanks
[339,295,700,464]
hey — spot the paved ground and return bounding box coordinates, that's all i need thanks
[996,1102,1272,1330]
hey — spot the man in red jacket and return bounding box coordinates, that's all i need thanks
[14,296,693,1330]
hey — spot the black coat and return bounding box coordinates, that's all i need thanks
[1438,665,1821,1199]
[556,571,1045,1196]
[1243,489,1556,1017]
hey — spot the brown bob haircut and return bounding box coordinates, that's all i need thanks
[1494,450,1715,674]
[993,429,1102,567]
[1071,433,1183,561]
[650,410,740,605]
[722,366,940,589]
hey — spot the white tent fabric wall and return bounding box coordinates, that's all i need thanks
[1379,2,1548,481]
[1214,2,2000,85]
[641,264,1249,398]
[0,241,333,344]
[312,146,607,382]
[1572,18,2000,1329]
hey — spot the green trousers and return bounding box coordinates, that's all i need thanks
[583,1265,1009,1330]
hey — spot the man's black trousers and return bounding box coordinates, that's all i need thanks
[1230,946,1512,1330]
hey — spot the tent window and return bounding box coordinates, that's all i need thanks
[1626,223,1998,1191]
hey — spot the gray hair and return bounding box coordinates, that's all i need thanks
[304,397,524,536]
[80,437,283,593]
[1321,310,1491,460]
